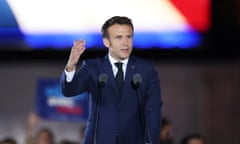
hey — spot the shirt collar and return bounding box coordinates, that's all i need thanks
[108,53,129,67]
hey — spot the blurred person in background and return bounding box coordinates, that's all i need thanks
[180,133,207,144]
[159,117,174,144]
[78,124,86,144]
[0,137,17,144]
[58,140,77,144]
[26,112,55,144]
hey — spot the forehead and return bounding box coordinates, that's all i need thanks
[108,24,133,35]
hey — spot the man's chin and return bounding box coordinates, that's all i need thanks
[120,54,130,60]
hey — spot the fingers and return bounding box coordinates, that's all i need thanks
[73,39,86,50]
[66,39,86,69]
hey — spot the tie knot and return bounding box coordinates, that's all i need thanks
[115,62,123,69]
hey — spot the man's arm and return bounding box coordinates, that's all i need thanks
[60,39,87,96]
[65,39,86,72]
[145,62,162,144]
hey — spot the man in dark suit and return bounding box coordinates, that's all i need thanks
[60,16,162,144]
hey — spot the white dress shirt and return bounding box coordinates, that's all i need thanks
[65,53,129,82]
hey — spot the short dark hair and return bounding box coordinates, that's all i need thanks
[1,137,17,144]
[161,117,171,128]
[181,133,207,144]
[36,127,55,144]
[101,16,134,38]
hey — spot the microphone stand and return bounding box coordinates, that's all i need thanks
[94,86,102,144]
[135,86,152,144]
[94,74,107,144]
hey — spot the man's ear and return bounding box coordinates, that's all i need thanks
[103,38,110,48]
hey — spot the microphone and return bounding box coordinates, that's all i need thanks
[133,73,142,87]
[94,73,108,144]
[99,73,108,87]
[133,73,152,144]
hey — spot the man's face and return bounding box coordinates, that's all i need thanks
[103,24,133,61]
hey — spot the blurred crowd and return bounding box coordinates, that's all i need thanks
[159,117,207,144]
[0,113,207,144]
[0,112,85,144]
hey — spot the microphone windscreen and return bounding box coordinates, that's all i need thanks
[99,73,108,85]
[133,73,142,86]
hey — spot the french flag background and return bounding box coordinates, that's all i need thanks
[3,0,210,49]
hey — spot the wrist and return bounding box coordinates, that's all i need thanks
[65,64,76,72]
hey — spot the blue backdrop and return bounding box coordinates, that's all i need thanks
[36,78,89,122]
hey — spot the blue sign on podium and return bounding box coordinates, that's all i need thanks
[36,78,89,122]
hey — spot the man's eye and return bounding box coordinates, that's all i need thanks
[116,36,122,40]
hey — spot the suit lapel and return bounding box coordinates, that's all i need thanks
[98,56,137,102]
[121,56,137,102]
[100,56,119,97]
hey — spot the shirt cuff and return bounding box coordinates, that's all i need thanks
[64,69,76,82]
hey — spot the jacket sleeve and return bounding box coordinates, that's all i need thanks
[144,62,162,144]
[60,60,90,97]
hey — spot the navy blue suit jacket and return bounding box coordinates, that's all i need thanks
[61,55,162,144]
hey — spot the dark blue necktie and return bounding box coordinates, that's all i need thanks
[115,62,124,98]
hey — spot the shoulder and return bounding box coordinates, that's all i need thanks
[131,55,155,67]
[84,56,105,64]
